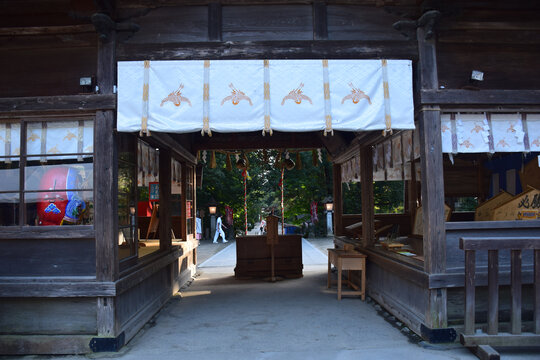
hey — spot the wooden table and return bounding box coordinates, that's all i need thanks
[327,249,367,300]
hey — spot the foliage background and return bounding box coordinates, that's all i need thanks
[196,150,333,235]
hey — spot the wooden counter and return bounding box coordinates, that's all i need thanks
[235,235,303,279]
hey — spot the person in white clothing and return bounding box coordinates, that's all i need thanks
[213,215,228,243]
[259,218,266,235]
[195,214,202,241]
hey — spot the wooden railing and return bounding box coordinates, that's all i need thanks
[459,237,540,359]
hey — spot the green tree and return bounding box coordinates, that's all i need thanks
[197,149,333,233]
[343,181,404,214]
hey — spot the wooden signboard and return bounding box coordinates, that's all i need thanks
[474,190,513,221]
[146,204,159,240]
[519,156,540,190]
[149,182,159,202]
[412,204,452,236]
[492,187,540,221]
[266,215,279,245]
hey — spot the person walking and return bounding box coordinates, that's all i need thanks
[213,215,228,243]
[195,212,202,242]
[259,218,266,235]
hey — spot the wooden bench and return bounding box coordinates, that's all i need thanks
[327,248,367,300]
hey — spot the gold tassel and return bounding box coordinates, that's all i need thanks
[226,153,232,171]
[197,151,201,162]
[210,151,216,169]
[296,152,302,170]
[312,150,318,167]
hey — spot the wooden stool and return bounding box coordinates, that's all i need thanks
[327,248,367,300]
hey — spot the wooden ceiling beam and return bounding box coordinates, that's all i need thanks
[118,40,417,61]
[0,94,116,116]
[421,89,540,106]
[190,131,325,151]
[317,131,354,159]
[116,1,417,9]
[0,24,96,36]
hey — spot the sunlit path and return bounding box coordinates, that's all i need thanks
[198,238,328,269]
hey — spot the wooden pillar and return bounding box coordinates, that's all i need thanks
[417,26,447,329]
[95,25,118,336]
[332,163,343,236]
[360,146,374,248]
[159,148,172,250]
[407,163,419,234]
[181,164,189,241]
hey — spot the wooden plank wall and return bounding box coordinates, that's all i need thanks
[122,6,208,43]
[115,242,196,341]
[327,5,409,41]
[116,3,418,61]
[445,222,540,273]
[0,298,97,334]
[0,238,95,276]
[436,4,540,90]
[365,261,427,335]
[0,42,97,97]
[222,5,312,41]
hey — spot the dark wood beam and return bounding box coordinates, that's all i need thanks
[312,1,328,40]
[159,148,172,250]
[117,40,418,61]
[149,132,197,164]
[439,21,540,32]
[421,89,540,106]
[0,279,116,297]
[117,1,420,7]
[181,165,189,241]
[94,26,118,339]
[317,131,353,159]
[360,145,374,248]
[331,131,381,164]
[416,25,447,330]
[0,24,96,36]
[0,226,94,239]
[438,30,540,45]
[192,131,325,151]
[332,142,360,165]
[0,95,116,115]
[208,2,222,41]
[332,163,343,236]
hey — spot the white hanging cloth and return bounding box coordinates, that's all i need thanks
[117,59,414,135]
[441,113,540,154]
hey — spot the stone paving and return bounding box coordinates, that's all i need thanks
[7,236,538,360]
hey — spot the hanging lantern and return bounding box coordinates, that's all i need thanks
[283,152,295,171]
[295,152,302,170]
[236,157,247,170]
[283,158,295,170]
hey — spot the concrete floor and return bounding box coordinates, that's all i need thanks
[7,237,539,360]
